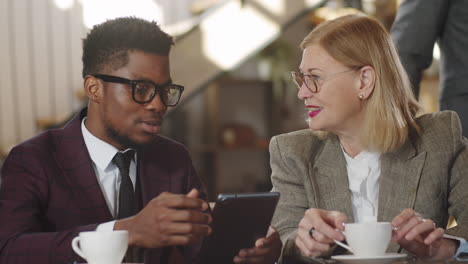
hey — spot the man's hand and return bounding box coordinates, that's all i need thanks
[295,208,346,257]
[233,226,282,264]
[114,188,212,248]
[392,208,458,260]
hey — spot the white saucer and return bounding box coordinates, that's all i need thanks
[331,253,407,264]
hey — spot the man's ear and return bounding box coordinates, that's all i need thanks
[83,75,102,103]
[357,66,376,100]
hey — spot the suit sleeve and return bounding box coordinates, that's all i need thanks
[390,0,448,96]
[180,148,208,263]
[0,146,97,264]
[445,112,468,239]
[269,136,331,263]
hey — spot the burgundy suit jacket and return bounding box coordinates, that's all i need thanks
[0,109,206,264]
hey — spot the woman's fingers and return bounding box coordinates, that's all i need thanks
[391,209,453,259]
[295,208,347,257]
[310,228,335,244]
[392,209,436,241]
[423,228,445,245]
[405,218,437,241]
[298,227,331,252]
[295,232,330,257]
[303,209,346,241]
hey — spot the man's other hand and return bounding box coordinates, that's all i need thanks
[114,188,212,248]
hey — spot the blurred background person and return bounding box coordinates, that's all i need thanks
[391,0,468,137]
[270,14,468,263]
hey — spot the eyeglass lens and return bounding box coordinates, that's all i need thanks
[133,81,182,106]
[291,72,317,92]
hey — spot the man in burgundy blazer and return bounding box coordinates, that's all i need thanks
[0,108,206,263]
[0,17,212,263]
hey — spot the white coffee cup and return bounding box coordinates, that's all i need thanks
[335,222,392,257]
[72,230,128,264]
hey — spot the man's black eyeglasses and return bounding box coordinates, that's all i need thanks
[92,74,184,107]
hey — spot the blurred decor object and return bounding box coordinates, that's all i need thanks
[0,144,15,168]
[220,123,257,148]
[257,39,293,118]
[419,75,439,113]
[36,88,88,131]
[255,139,270,149]
[362,0,397,29]
[0,145,10,159]
[36,114,70,130]
[257,40,292,81]
[75,89,88,103]
[309,7,362,25]
[191,0,223,15]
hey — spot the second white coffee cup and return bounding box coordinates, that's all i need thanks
[72,230,128,264]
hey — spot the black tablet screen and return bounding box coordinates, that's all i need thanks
[197,192,280,263]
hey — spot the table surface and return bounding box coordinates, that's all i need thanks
[283,255,468,264]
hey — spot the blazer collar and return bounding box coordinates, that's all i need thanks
[52,108,174,219]
[310,134,425,224]
[53,108,113,220]
[311,135,355,222]
[378,138,426,222]
[81,117,122,172]
[137,139,172,207]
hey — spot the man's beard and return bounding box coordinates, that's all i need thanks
[104,122,157,151]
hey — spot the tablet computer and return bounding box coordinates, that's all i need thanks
[197,192,280,263]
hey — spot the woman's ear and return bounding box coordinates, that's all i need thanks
[357,66,376,100]
[83,75,102,103]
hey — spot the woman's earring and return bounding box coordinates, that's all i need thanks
[359,94,364,99]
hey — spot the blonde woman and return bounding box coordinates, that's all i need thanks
[270,14,468,263]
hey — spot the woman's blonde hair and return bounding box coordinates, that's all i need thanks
[301,14,422,153]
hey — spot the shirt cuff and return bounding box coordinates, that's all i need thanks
[96,220,116,231]
[455,239,468,258]
[443,234,467,257]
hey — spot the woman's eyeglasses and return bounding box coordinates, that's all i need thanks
[290,69,357,93]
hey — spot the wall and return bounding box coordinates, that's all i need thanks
[0,0,200,155]
[0,0,85,153]
[0,0,319,158]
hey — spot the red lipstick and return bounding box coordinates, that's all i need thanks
[306,105,322,118]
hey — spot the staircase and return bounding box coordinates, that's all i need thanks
[169,0,327,106]
[32,0,328,132]
[0,0,328,189]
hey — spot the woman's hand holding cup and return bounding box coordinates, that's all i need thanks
[295,208,347,257]
[391,208,458,260]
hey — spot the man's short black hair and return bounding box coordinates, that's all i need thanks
[82,16,174,78]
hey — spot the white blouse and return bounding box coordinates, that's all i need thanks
[342,148,381,223]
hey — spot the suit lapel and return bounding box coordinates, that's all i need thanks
[138,138,171,207]
[378,139,426,222]
[308,133,426,225]
[53,109,113,221]
[311,135,355,222]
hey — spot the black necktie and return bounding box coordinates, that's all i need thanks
[113,151,136,219]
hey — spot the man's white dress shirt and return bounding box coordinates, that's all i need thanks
[81,118,136,230]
